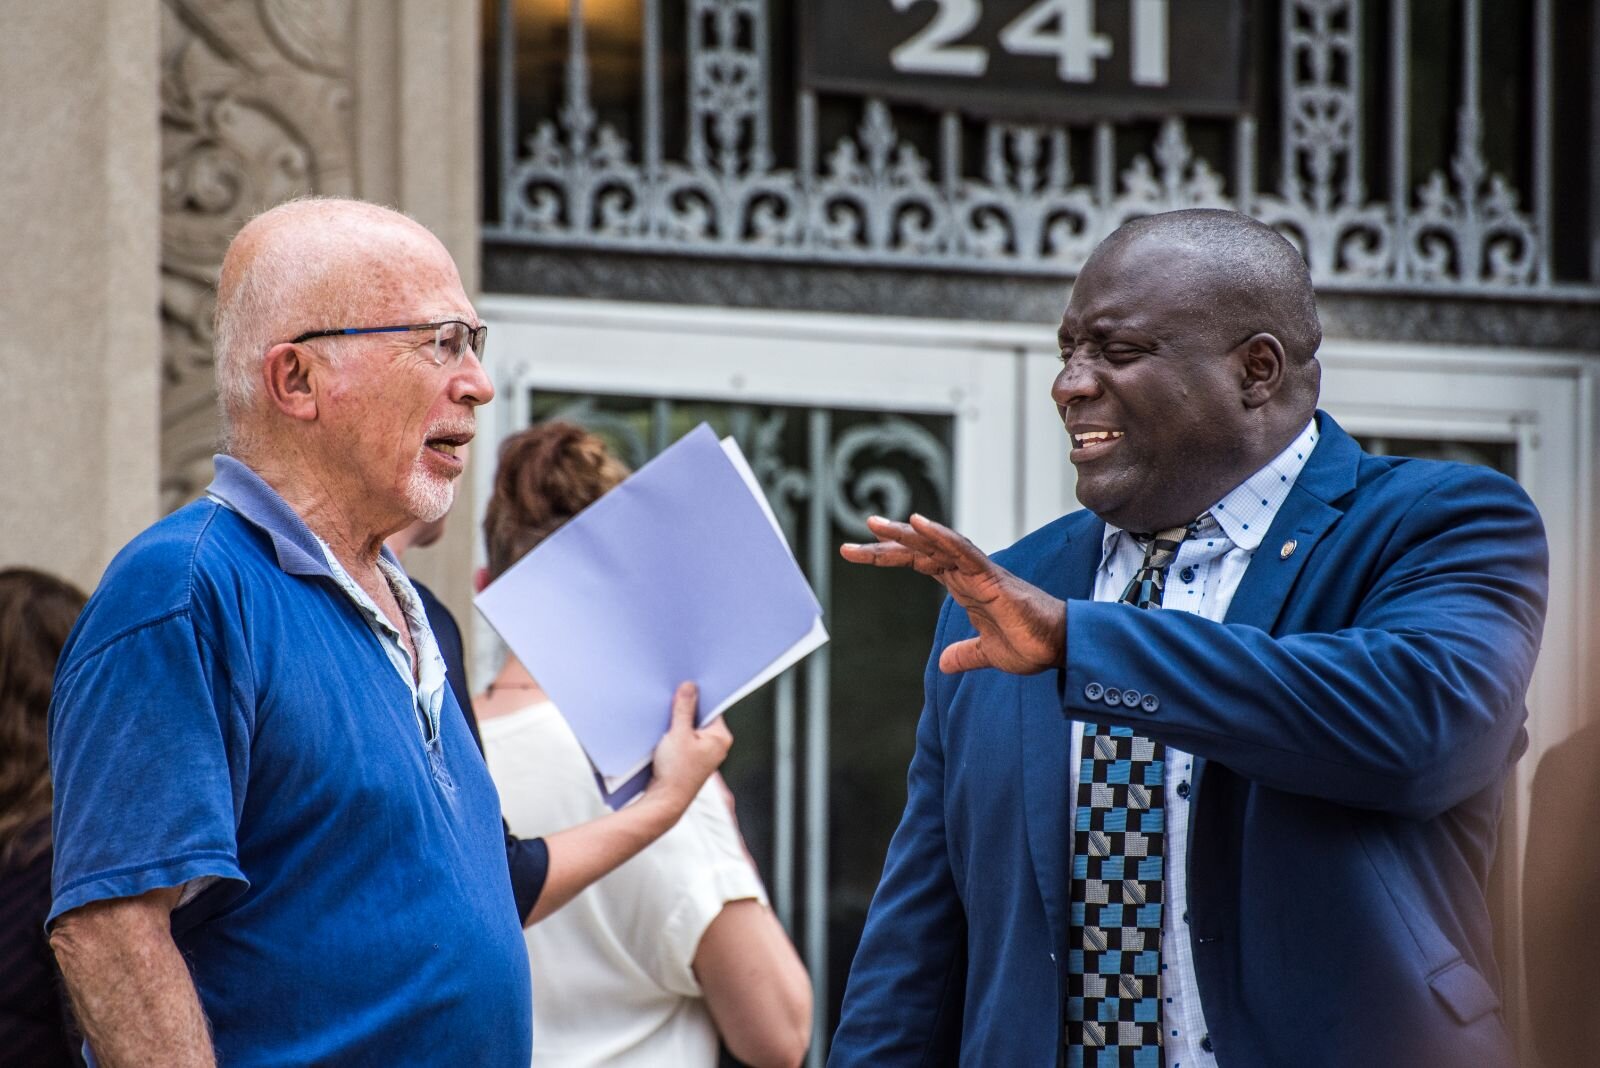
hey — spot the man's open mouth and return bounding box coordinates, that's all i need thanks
[1071,430,1124,448]
[1067,427,1125,463]
[424,431,473,459]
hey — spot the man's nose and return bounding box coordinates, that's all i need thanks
[452,351,495,407]
[1051,351,1100,408]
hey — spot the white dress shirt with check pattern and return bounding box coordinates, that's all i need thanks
[1072,418,1319,1067]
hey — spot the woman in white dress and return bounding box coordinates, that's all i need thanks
[475,421,813,1068]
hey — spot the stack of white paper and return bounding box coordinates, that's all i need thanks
[475,423,828,808]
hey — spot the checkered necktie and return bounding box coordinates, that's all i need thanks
[1065,521,1197,1067]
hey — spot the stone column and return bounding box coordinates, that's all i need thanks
[158,0,359,514]
[0,2,162,589]
[0,0,484,639]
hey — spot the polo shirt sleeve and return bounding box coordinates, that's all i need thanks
[637,777,769,998]
[48,610,251,927]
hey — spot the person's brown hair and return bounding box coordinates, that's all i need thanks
[483,421,631,580]
[0,568,87,867]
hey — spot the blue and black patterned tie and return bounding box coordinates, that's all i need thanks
[1065,521,1197,1067]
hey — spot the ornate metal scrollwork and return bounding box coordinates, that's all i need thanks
[1254,0,1395,283]
[746,412,811,549]
[1407,111,1538,288]
[539,399,953,548]
[494,0,1572,297]
[159,0,356,511]
[812,102,947,259]
[825,417,952,540]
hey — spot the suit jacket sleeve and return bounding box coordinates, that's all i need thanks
[828,598,967,1066]
[1063,464,1547,820]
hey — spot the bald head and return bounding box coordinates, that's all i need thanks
[1087,209,1322,368]
[1054,210,1325,530]
[213,198,464,448]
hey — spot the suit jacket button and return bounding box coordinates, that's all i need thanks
[1201,1034,1214,1053]
[1104,687,1123,706]
[1140,694,1160,714]
[1084,682,1104,701]
[1121,690,1142,709]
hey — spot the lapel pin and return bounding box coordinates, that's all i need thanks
[1280,539,1298,560]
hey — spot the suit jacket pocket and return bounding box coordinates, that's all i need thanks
[1355,820,1500,1020]
[1428,958,1500,1025]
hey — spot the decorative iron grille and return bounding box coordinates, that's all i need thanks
[485,0,1599,299]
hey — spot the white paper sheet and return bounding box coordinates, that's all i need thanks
[475,424,828,808]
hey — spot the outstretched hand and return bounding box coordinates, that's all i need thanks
[840,514,1066,675]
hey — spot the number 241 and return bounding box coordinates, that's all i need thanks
[888,0,1171,85]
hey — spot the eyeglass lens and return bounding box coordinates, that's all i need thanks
[436,322,488,364]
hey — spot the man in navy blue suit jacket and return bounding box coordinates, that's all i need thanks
[830,210,1546,1066]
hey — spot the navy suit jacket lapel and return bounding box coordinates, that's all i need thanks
[1223,411,1360,632]
[1189,411,1361,836]
[1022,413,1364,955]
[1019,510,1103,966]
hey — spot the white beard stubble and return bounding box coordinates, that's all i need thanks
[404,456,457,522]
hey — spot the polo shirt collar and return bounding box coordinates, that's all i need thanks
[1097,417,1321,565]
[205,454,403,579]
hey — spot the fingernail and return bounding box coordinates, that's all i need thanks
[678,681,697,697]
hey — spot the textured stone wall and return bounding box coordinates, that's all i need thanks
[158,0,358,511]
[0,3,161,587]
[0,0,479,612]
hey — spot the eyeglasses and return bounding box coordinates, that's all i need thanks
[290,320,488,366]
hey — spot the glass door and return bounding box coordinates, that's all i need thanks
[477,295,1033,1063]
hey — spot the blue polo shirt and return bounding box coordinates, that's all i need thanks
[48,456,532,1066]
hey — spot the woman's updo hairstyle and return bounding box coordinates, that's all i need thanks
[483,420,631,580]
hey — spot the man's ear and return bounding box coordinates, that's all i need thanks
[473,566,490,594]
[261,342,320,423]
[1236,333,1287,409]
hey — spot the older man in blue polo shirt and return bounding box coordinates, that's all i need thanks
[45,198,733,1066]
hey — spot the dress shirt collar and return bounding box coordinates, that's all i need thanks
[1097,417,1321,566]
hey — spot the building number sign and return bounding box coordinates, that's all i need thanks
[803,0,1248,120]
